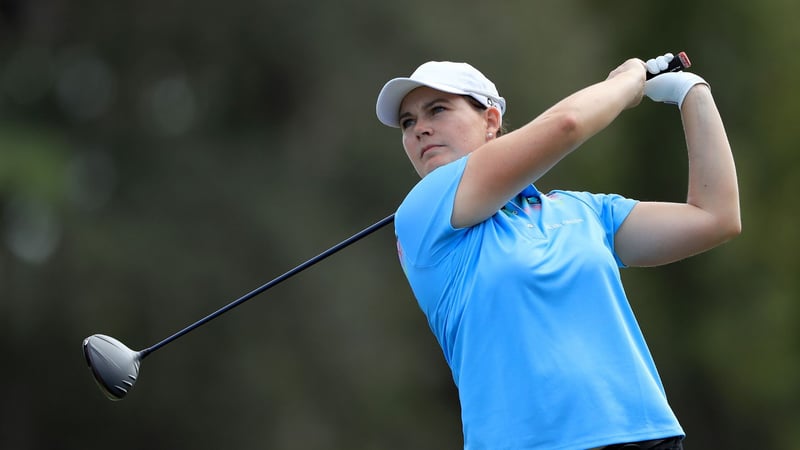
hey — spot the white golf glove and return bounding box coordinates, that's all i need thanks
[644,53,708,109]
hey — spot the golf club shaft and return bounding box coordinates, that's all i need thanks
[140,214,396,358]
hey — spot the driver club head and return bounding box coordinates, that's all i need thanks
[83,334,143,401]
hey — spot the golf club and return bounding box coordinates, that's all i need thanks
[83,214,395,400]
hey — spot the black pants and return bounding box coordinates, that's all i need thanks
[602,436,684,449]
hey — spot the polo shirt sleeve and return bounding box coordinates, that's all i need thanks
[560,190,639,267]
[395,156,469,268]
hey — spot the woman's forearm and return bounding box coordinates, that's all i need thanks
[682,85,741,237]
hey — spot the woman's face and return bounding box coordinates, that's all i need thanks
[399,87,495,178]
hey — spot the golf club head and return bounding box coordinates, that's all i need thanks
[83,334,142,401]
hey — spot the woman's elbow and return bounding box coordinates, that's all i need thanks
[716,213,742,243]
[726,216,743,239]
[557,111,580,136]
[548,110,582,146]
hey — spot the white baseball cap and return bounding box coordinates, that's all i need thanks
[376,61,506,128]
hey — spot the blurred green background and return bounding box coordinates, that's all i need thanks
[1,0,797,449]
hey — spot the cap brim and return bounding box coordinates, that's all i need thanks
[376,77,470,128]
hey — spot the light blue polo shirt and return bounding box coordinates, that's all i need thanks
[395,156,684,450]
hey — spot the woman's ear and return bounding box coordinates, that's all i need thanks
[485,107,502,137]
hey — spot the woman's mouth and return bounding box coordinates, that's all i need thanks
[421,144,442,157]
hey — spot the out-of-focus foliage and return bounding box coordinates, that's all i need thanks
[0,0,797,449]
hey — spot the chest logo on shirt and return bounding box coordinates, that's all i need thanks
[544,218,585,230]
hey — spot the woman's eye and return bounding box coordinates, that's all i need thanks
[431,105,446,114]
[401,118,415,129]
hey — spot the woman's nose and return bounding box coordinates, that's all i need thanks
[414,119,432,137]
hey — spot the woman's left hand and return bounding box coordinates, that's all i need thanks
[606,58,647,110]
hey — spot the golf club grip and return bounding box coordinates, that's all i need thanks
[645,51,691,80]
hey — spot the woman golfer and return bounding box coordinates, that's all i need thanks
[375,53,740,449]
